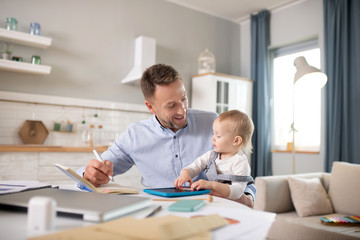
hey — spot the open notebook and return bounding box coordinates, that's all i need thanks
[54,163,138,194]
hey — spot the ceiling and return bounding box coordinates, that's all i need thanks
[166,0,301,23]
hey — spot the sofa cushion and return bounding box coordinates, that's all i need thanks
[288,176,333,217]
[254,172,326,213]
[329,162,360,215]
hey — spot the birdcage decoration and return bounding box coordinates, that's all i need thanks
[198,48,215,74]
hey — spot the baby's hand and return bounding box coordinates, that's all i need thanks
[191,179,213,191]
[174,169,193,188]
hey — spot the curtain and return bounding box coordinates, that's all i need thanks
[250,10,272,177]
[324,0,360,171]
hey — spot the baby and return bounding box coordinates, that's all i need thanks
[174,110,254,200]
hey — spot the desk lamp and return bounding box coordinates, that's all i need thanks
[291,56,327,174]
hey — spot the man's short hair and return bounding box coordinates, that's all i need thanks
[141,64,182,100]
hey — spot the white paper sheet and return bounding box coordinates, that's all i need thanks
[160,206,276,240]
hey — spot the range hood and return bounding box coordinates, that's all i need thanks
[121,36,156,85]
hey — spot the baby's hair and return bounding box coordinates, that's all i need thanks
[217,110,254,154]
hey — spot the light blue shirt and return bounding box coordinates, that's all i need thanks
[78,109,217,188]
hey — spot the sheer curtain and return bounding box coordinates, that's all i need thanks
[324,0,360,171]
[250,10,272,177]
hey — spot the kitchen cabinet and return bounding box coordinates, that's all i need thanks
[0,28,52,74]
[191,73,253,116]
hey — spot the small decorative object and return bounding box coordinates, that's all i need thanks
[18,120,49,144]
[1,42,12,60]
[198,48,215,74]
[31,55,41,65]
[5,17,17,31]
[53,122,61,131]
[65,120,73,132]
[29,22,40,35]
[12,56,23,62]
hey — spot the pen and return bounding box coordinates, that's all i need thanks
[77,183,94,192]
[145,205,162,218]
[93,149,114,182]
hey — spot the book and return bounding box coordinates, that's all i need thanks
[0,180,53,195]
[54,163,138,194]
[168,200,206,212]
[320,215,360,225]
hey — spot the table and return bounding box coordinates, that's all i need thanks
[0,185,275,240]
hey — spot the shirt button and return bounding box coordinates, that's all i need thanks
[175,154,178,158]
[173,136,176,139]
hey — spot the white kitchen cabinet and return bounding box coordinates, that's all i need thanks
[191,73,253,116]
[0,28,52,74]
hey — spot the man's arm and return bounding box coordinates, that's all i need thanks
[238,183,256,208]
[210,183,256,208]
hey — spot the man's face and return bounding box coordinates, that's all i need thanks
[145,79,188,132]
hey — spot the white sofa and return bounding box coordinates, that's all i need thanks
[254,162,360,240]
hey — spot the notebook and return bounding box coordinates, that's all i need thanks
[0,180,52,195]
[54,163,138,194]
[0,188,152,222]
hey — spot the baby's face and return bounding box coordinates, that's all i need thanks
[211,119,237,153]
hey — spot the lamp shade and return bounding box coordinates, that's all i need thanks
[294,56,327,89]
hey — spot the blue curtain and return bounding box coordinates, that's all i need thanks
[324,0,360,171]
[250,10,272,177]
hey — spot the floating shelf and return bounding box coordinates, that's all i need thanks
[0,145,109,153]
[0,28,52,49]
[0,59,51,75]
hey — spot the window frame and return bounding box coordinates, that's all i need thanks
[270,39,321,152]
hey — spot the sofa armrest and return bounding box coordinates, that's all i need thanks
[254,172,326,213]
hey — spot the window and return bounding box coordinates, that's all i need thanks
[271,40,322,151]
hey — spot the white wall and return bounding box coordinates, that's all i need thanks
[240,0,325,175]
[0,0,240,105]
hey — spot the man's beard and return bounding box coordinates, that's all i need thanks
[157,115,188,130]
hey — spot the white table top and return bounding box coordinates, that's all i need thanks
[0,184,275,240]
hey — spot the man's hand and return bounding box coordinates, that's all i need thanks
[83,159,114,187]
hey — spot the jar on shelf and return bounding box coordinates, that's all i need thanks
[198,48,216,74]
[1,42,12,60]
[29,22,40,35]
[31,55,41,65]
[5,17,17,31]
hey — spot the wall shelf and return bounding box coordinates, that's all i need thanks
[0,28,52,48]
[0,59,51,75]
[0,145,108,153]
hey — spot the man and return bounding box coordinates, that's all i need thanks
[78,64,256,207]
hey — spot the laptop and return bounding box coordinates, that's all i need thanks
[0,188,151,222]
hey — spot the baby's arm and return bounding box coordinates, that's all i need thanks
[191,180,230,198]
[174,169,193,188]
